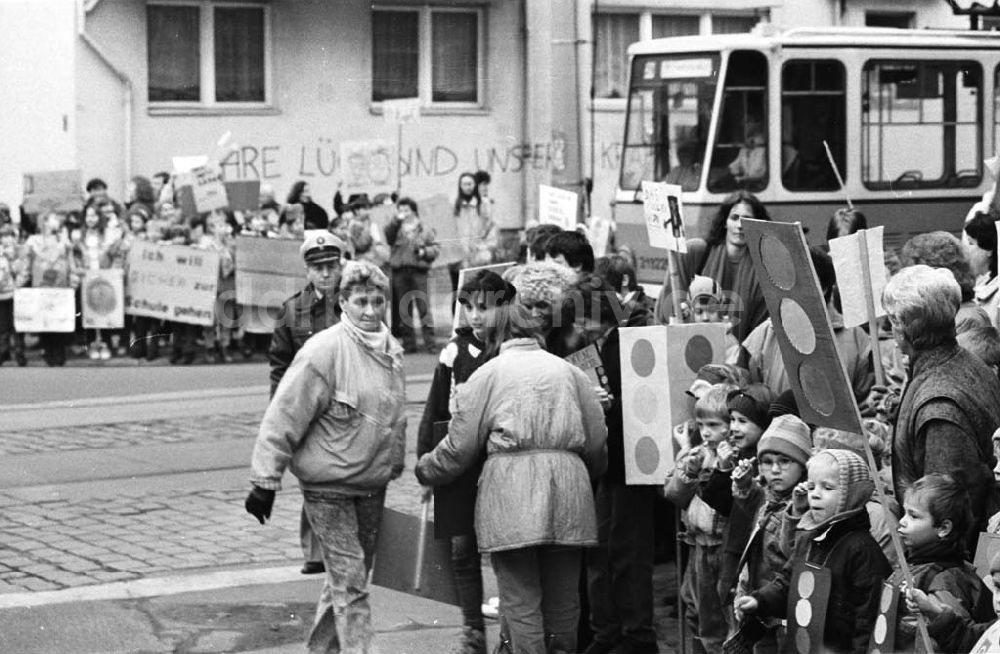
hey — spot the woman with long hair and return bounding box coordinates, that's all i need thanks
[448,172,498,298]
[285,180,329,230]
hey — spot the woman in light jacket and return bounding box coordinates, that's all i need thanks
[416,291,608,654]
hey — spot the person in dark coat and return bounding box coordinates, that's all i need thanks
[268,229,347,574]
[284,180,328,230]
[418,270,515,654]
[736,448,891,654]
[884,264,1000,535]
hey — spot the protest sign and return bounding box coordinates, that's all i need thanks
[14,288,75,333]
[22,170,83,216]
[419,194,463,266]
[539,185,578,230]
[565,344,610,395]
[235,236,307,333]
[172,155,209,173]
[828,226,887,329]
[619,323,727,484]
[588,216,613,258]
[641,182,687,253]
[340,140,396,192]
[82,269,125,329]
[224,180,261,213]
[371,505,458,606]
[174,164,228,214]
[126,241,220,326]
[382,97,421,124]
[451,262,517,334]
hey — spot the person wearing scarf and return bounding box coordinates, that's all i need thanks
[245,261,405,654]
[655,191,770,342]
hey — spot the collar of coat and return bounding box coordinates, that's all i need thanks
[499,337,542,354]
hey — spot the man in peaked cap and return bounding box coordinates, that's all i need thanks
[268,229,349,575]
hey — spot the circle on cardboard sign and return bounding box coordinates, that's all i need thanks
[795,598,812,627]
[779,298,816,355]
[799,360,836,416]
[795,627,811,654]
[873,614,888,644]
[797,570,815,598]
[631,339,656,377]
[633,386,658,425]
[759,234,796,290]
[880,585,894,612]
[635,436,661,475]
[85,277,117,315]
[684,335,714,373]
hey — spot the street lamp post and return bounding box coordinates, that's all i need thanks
[945,0,1000,30]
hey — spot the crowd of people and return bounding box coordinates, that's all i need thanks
[0,168,505,366]
[242,186,1000,654]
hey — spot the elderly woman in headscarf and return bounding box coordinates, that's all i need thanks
[416,261,607,654]
[885,264,1000,534]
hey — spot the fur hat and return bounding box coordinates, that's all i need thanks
[510,261,577,307]
[757,414,812,467]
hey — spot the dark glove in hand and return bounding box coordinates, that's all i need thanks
[245,487,276,525]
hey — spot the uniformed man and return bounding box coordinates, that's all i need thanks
[268,229,349,574]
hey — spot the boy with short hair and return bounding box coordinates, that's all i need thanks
[545,230,595,273]
[664,384,735,653]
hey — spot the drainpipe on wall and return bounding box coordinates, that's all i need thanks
[520,0,531,226]
[77,0,133,197]
[574,0,588,216]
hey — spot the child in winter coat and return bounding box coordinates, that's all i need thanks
[908,550,1000,652]
[0,225,25,366]
[699,383,775,631]
[731,414,812,654]
[735,448,891,654]
[385,197,439,353]
[890,472,994,651]
[664,383,736,653]
[417,269,514,654]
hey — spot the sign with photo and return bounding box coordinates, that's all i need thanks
[642,181,687,252]
[82,269,125,329]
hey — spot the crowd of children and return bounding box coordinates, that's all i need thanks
[411,203,1000,654]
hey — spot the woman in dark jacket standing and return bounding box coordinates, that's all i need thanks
[286,180,329,230]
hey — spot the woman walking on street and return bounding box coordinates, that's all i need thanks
[245,260,406,654]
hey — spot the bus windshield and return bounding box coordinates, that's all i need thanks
[620,53,720,192]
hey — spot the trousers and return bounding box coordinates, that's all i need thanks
[302,488,385,654]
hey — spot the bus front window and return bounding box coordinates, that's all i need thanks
[707,50,769,194]
[619,54,720,192]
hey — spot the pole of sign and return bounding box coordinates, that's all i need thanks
[413,495,430,590]
[397,122,403,195]
[857,230,887,387]
[823,140,853,210]
[675,512,688,654]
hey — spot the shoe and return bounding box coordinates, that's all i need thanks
[0,350,9,366]
[99,344,111,360]
[449,627,486,654]
[115,346,127,357]
[88,345,100,360]
[15,352,27,367]
[169,350,182,364]
[301,561,325,574]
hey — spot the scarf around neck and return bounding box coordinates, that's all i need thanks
[341,312,390,353]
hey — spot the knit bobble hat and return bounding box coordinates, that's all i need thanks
[757,415,812,467]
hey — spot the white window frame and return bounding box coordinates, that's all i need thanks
[371,5,486,113]
[591,9,761,112]
[147,0,274,115]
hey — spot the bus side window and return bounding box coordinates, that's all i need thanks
[707,50,769,194]
[862,60,982,190]
[781,60,846,192]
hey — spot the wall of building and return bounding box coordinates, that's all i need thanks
[0,0,78,216]
[79,0,535,227]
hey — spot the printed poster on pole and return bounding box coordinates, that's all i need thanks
[828,226,887,329]
[641,181,687,252]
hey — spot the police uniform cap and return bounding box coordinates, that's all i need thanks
[301,229,347,265]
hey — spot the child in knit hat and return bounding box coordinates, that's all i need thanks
[700,383,775,626]
[908,549,1000,652]
[731,414,812,652]
[736,448,891,654]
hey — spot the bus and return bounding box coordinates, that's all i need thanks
[614,26,1000,284]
